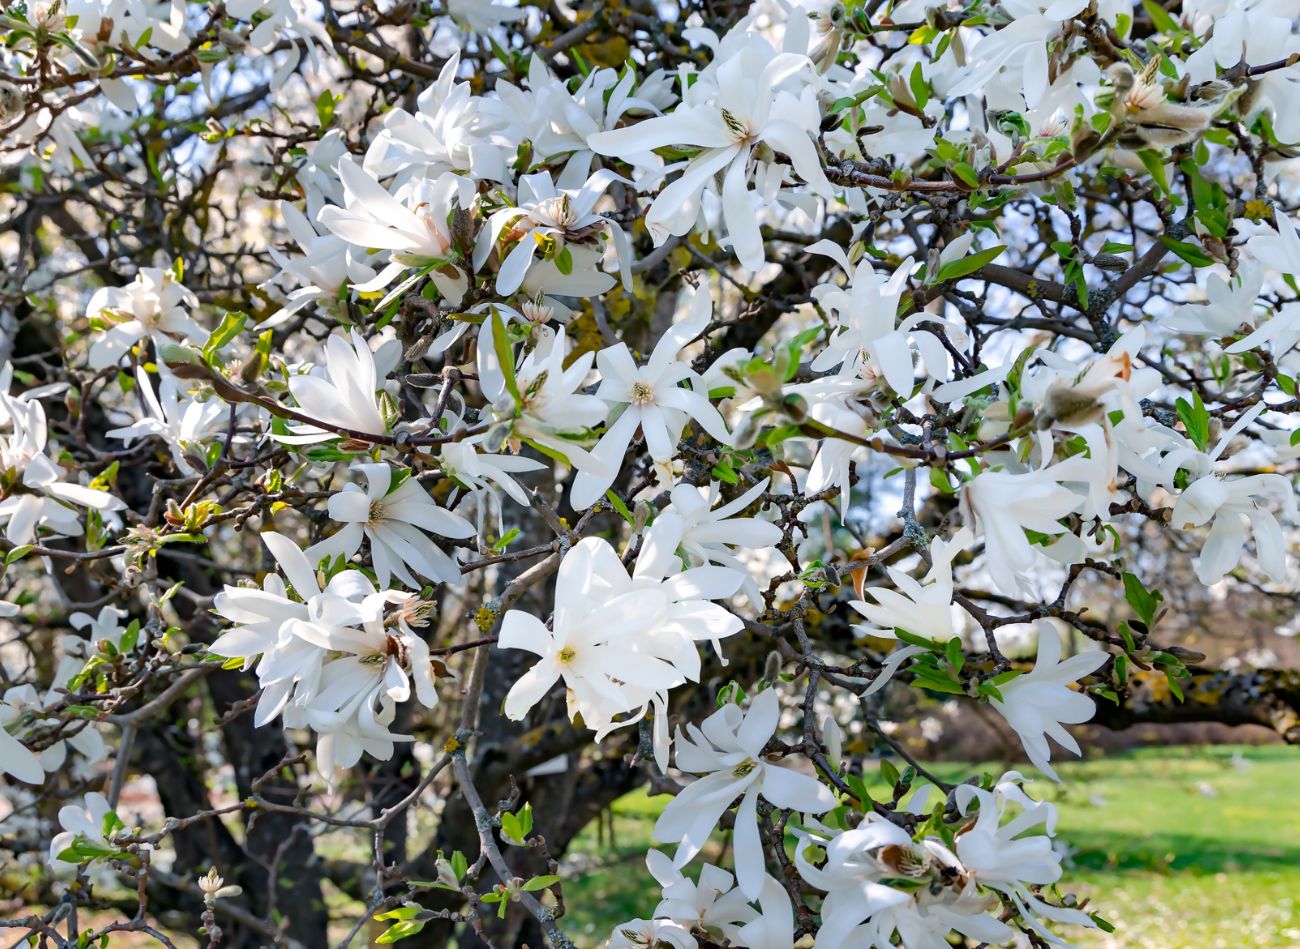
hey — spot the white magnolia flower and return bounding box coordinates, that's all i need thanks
[69,604,132,651]
[953,773,1096,938]
[211,531,444,778]
[106,366,228,475]
[48,792,121,870]
[473,169,631,296]
[4,680,106,779]
[589,36,831,270]
[85,267,203,370]
[655,688,836,899]
[806,241,936,397]
[363,54,511,184]
[1165,264,1265,337]
[496,59,675,184]
[1245,213,1300,275]
[263,203,378,327]
[0,691,44,784]
[211,531,374,725]
[1171,472,1297,585]
[801,398,871,516]
[571,282,731,509]
[0,394,125,545]
[227,0,329,87]
[731,874,796,949]
[304,463,475,587]
[277,329,391,444]
[499,537,713,734]
[606,917,697,949]
[439,437,546,514]
[960,453,1095,596]
[990,623,1108,781]
[446,0,527,33]
[488,325,611,478]
[318,158,474,300]
[646,850,757,942]
[795,815,1013,949]
[662,477,783,606]
[288,592,439,777]
[850,528,970,643]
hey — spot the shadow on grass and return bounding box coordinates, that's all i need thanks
[1062,829,1300,874]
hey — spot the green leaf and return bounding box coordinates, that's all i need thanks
[893,627,940,650]
[908,62,929,110]
[935,244,1007,283]
[490,310,521,412]
[1122,572,1163,627]
[929,467,955,494]
[5,545,34,565]
[202,311,248,365]
[880,758,901,787]
[951,161,979,188]
[604,489,635,527]
[1136,149,1171,197]
[315,89,338,127]
[554,244,573,275]
[1141,0,1177,33]
[521,874,561,892]
[944,637,964,674]
[1174,390,1210,452]
[1160,235,1214,268]
[500,802,534,844]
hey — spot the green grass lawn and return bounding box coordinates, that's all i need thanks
[561,745,1300,948]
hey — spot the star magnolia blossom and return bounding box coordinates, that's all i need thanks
[48,793,123,870]
[796,815,1013,948]
[850,528,970,643]
[0,393,125,544]
[952,774,1096,938]
[277,329,391,443]
[0,692,45,784]
[473,168,631,296]
[106,366,228,476]
[662,477,783,606]
[85,267,203,370]
[990,623,1108,781]
[489,326,612,478]
[589,36,831,270]
[571,282,732,509]
[304,463,475,588]
[645,850,757,941]
[655,687,836,899]
[960,452,1097,596]
[318,158,474,301]
[499,532,743,742]
[209,532,442,778]
[1171,472,1297,585]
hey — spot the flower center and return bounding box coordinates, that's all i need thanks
[367,499,386,526]
[629,381,655,406]
[534,194,575,228]
[557,646,577,665]
[732,758,757,778]
[720,107,753,144]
